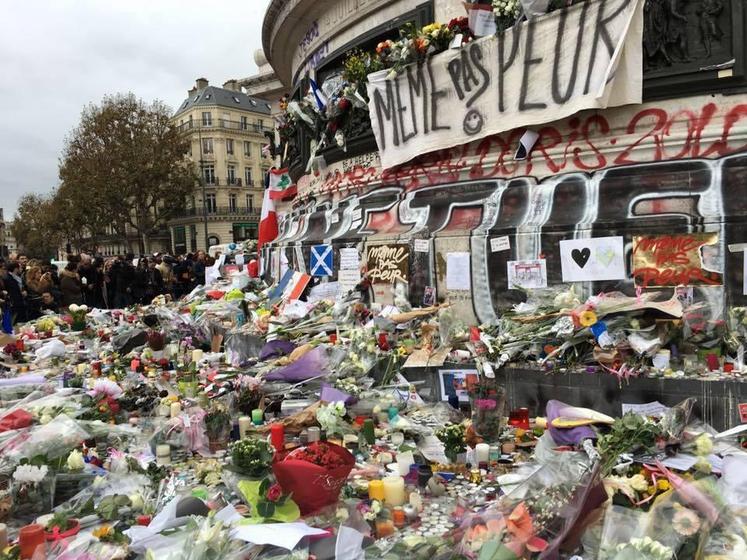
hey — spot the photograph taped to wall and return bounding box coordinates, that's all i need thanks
[439,369,479,402]
[559,236,626,282]
[507,259,547,289]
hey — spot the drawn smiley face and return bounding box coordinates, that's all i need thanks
[462,109,484,136]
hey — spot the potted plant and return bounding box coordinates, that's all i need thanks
[230,438,274,478]
[205,407,232,453]
[68,304,89,331]
[44,511,80,541]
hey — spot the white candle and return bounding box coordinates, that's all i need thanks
[409,491,423,512]
[475,443,490,464]
[156,444,171,465]
[170,402,182,418]
[390,432,405,446]
[383,475,406,506]
[192,349,204,364]
[238,416,252,439]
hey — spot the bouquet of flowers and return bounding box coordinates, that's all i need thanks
[436,423,467,463]
[235,375,263,415]
[230,438,274,478]
[11,464,53,520]
[273,441,355,514]
[493,0,522,32]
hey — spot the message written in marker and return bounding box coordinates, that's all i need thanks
[367,0,643,169]
[632,233,722,287]
[367,244,409,284]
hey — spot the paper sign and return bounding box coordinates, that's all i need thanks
[232,522,329,550]
[367,244,409,284]
[468,5,497,37]
[632,233,722,287]
[414,239,430,253]
[418,435,449,464]
[560,236,626,282]
[446,252,471,290]
[308,281,340,302]
[338,268,361,295]
[339,247,360,270]
[740,403,747,424]
[621,401,669,418]
[507,259,547,289]
[294,245,306,273]
[439,369,478,402]
[490,236,510,253]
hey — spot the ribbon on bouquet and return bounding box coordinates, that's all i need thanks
[167,408,209,455]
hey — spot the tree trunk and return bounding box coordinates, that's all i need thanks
[141,232,150,255]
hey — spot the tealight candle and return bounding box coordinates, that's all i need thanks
[390,432,404,446]
[383,475,406,506]
[238,416,252,438]
[192,349,204,364]
[368,479,385,501]
[251,409,263,426]
[475,443,490,464]
[170,402,182,418]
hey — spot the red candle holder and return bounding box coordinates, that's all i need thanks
[508,407,530,430]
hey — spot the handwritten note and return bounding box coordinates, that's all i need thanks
[367,244,409,284]
[414,239,430,253]
[490,236,510,253]
[339,248,360,270]
[507,259,547,289]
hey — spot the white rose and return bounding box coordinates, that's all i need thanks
[39,413,53,425]
[67,449,85,471]
[129,493,144,511]
[69,304,80,313]
[80,305,88,312]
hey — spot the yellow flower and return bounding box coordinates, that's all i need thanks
[579,310,598,327]
[657,479,671,491]
[695,433,713,456]
[93,525,113,539]
[647,484,656,495]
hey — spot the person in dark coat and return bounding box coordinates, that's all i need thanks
[3,261,26,323]
[78,254,104,309]
[110,255,136,308]
[59,260,84,309]
[142,259,164,304]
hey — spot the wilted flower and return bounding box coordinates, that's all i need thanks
[67,449,85,471]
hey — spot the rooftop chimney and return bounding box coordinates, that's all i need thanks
[223,79,238,91]
[195,77,209,90]
[187,86,197,98]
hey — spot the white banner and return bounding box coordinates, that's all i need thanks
[367,0,643,170]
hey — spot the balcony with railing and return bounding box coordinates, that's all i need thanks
[176,206,260,218]
[179,119,270,135]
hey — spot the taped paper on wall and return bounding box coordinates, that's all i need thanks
[560,236,626,282]
[507,259,547,289]
[490,236,510,253]
[446,252,471,290]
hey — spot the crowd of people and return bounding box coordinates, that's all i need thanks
[0,250,258,325]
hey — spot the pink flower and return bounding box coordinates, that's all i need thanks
[267,483,283,502]
[87,379,123,399]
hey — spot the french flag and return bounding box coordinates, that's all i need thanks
[258,187,279,254]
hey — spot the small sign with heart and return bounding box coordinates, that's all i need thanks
[560,236,626,282]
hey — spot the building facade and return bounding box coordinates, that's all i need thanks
[168,78,273,254]
[250,0,747,327]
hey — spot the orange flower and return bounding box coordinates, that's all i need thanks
[505,502,548,554]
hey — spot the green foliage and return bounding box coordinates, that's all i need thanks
[96,494,132,521]
[597,413,663,475]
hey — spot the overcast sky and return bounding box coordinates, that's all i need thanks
[0,0,270,222]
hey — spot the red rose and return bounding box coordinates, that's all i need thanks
[267,483,283,502]
[338,98,351,111]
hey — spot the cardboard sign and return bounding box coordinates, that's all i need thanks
[632,233,722,287]
[490,236,510,253]
[366,244,409,284]
[560,236,626,282]
[367,0,643,170]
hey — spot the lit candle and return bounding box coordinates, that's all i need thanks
[170,402,182,418]
[238,416,252,439]
[156,444,171,465]
[475,443,490,464]
[368,479,385,501]
[251,409,263,426]
[192,349,204,364]
[383,475,406,506]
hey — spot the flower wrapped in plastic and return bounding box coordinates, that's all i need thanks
[273,441,355,515]
[149,407,209,457]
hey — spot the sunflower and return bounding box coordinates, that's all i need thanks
[579,310,598,327]
[672,508,701,537]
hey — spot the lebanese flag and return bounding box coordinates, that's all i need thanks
[268,167,297,200]
[258,187,279,253]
